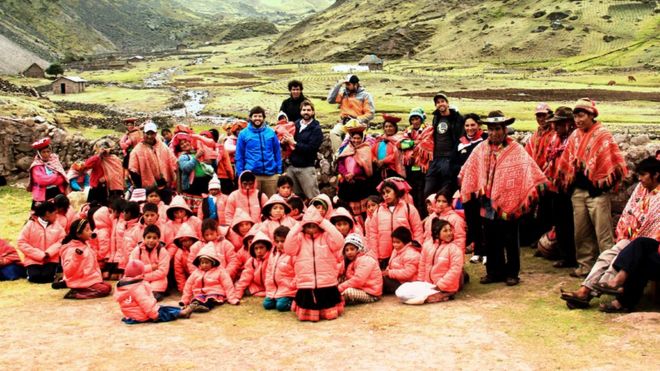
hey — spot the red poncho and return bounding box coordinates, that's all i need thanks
[459,138,549,220]
[615,183,660,242]
[525,128,555,169]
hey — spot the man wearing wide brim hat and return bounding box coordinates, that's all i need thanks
[555,98,628,277]
[459,110,549,286]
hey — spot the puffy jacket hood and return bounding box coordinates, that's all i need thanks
[193,243,220,267]
[231,209,254,234]
[329,207,354,229]
[237,170,257,193]
[301,205,325,228]
[249,231,273,258]
[167,195,193,220]
[310,193,333,219]
[262,194,292,219]
[173,223,199,248]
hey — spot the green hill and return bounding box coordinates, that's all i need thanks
[269,0,660,68]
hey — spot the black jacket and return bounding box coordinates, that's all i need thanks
[279,95,307,122]
[289,118,323,168]
[432,108,465,160]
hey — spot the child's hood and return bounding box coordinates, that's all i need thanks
[231,209,254,233]
[310,193,333,219]
[166,195,193,220]
[329,207,355,229]
[249,230,273,258]
[173,223,199,247]
[237,170,257,193]
[301,205,324,228]
[192,243,220,267]
[426,193,436,209]
[262,194,292,218]
[343,233,366,254]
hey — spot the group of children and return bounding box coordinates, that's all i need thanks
[5,168,467,324]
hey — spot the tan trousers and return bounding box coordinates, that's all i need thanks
[582,239,629,292]
[255,175,279,198]
[571,189,614,275]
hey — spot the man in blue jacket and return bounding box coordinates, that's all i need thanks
[235,106,282,197]
[282,100,323,200]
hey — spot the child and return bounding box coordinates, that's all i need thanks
[367,180,423,270]
[275,111,296,160]
[17,201,65,283]
[166,195,202,242]
[180,244,239,313]
[288,196,305,221]
[363,195,382,239]
[122,201,143,268]
[432,189,467,252]
[338,233,383,305]
[396,219,463,304]
[227,209,256,279]
[0,239,25,281]
[197,219,239,280]
[235,231,272,298]
[114,259,192,324]
[284,206,345,322]
[119,118,143,169]
[383,227,421,294]
[129,225,170,301]
[199,174,228,225]
[53,194,76,233]
[145,186,168,221]
[59,218,112,299]
[422,194,437,243]
[330,207,363,238]
[276,175,295,201]
[225,171,268,224]
[67,161,89,192]
[263,226,296,312]
[310,193,333,219]
[259,194,297,240]
[171,224,202,293]
[101,198,127,279]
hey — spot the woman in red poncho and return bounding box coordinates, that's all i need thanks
[27,137,68,207]
[337,120,374,221]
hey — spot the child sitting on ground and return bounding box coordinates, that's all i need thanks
[383,227,421,294]
[284,206,345,322]
[225,171,268,224]
[180,244,239,313]
[114,259,192,324]
[288,196,305,221]
[198,175,228,225]
[263,226,296,312]
[17,201,65,283]
[330,207,363,238]
[129,225,170,301]
[338,233,383,305]
[276,175,295,201]
[227,209,256,279]
[235,231,272,298]
[58,218,112,299]
[0,239,25,281]
[259,194,297,240]
[197,219,239,280]
[171,224,202,293]
[122,201,143,267]
[396,219,464,304]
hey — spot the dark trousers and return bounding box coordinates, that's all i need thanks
[612,238,660,309]
[463,199,485,256]
[552,191,576,264]
[383,276,402,295]
[0,263,26,281]
[406,168,427,218]
[483,218,520,279]
[26,263,58,283]
[424,157,456,197]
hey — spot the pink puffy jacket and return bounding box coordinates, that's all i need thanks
[91,206,113,261]
[0,239,21,266]
[60,239,104,289]
[114,279,159,322]
[366,200,423,260]
[284,206,344,289]
[108,217,126,266]
[172,224,200,292]
[386,243,421,283]
[264,250,296,299]
[225,171,269,225]
[121,218,142,268]
[339,254,383,296]
[234,231,271,298]
[192,239,240,281]
[17,217,65,266]
[181,244,238,305]
[417,240,464,293]
[129,243,170,292]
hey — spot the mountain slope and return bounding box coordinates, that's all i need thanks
[269,0,660,66]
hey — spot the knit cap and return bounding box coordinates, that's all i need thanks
[124,259,145,279]
[208,174,221,191]
[573,98,598,117]
[343,233,365,253]
[408,107,426,122]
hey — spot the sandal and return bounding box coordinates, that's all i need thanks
[599,302,630,313]
[592,282,624,296]
[559,289,591,309]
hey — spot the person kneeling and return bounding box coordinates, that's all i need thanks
[114,260,192,324]
[396,219,464,304]
[339,233,383,305]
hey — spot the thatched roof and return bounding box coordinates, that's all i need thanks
[358,54,383,64]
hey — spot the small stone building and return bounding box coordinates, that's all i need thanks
[358,54,383,71]
[23,63,46,78]
[52,76,87,94]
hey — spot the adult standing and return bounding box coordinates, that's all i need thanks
[279,80,306,123]
[128,121,178,190]
[84,139,124,205]
[27,137,67,207]
[423,93,464,197]
[459,111,548,286]
[402,108,429,217]
[556,98,628,278]
[235,106,282,197]
[174,133,213,214]
[284,100,323,201]
[327,74,375,152]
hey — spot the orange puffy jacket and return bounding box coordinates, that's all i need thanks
[417,240,464,293]
[386,243,421,283]
[17,217,65,266]
[60,239,104,289]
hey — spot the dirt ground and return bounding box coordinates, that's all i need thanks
[408,89,660,102]
[1,249,658,370]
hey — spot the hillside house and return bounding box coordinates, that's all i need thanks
[358,54,383,71]
[52,76,87,94]
[23,63,46,78]
[331,65,369,73]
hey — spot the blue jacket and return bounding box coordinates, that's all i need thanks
[235,121,282,176]
[178,153,198,191]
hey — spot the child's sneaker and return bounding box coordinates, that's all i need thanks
[469,255,481,264]
[190,301,210,313]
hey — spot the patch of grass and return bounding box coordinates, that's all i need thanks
[0,185,32,245]
[64,126,120,139]
[48,86,173,113]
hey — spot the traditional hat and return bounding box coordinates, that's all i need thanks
[573,98,598,117]
[547,106,574,122]
[123,117,138,124]
[382,113,402,124]
[231,120,248,134]
[173,124,193,134]
[32,137,51,151]
[408,107,426,122]
[343,118,367,134]
[129,188,146,202]
[199,130,213,139]
[208,174,221,191]
[479,110,516,126]
[535,103,552,114]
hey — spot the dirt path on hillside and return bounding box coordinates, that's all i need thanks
[408,89,660,102]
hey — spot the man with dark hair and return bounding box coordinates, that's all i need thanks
[235,106,282,197]
[327,74,375,152]
[280,80,306,122]
[283,100,323,200]
[423,93,464,196]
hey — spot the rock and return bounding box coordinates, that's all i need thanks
[603,35,616,42]
[602,15,611,20]
[569,15,578,21]
[613,133,628,145]
[547,11,569,21]
[551,20,564,30]
[533,10,546,18]
[630,134,650,146]
[15,156,32,171]
[565,25,575,31]
[532,25,548,33]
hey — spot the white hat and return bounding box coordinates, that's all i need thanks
[208,174,221,191]
[130,188,146,202]
[343,233,365,253]
[143,121,157,133]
